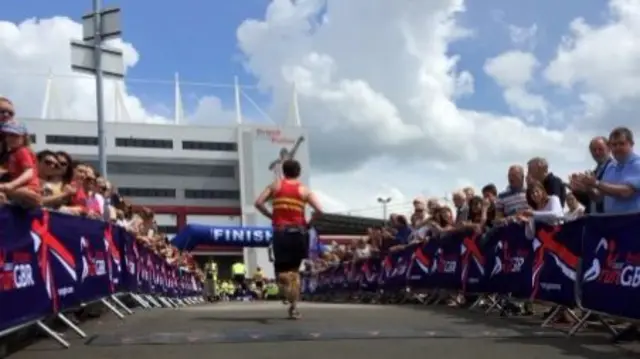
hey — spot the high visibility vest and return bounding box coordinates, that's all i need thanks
[232,263,245,275]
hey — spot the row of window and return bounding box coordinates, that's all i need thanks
[43,135,237,151]
[117,187,240,199]
[85,161,236,178]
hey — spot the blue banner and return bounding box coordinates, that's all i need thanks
[171,224,272,250]
[580,213,640,320]
[301,214,640,322]
[0,206,203,333]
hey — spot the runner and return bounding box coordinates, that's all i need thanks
[254,159,322,319]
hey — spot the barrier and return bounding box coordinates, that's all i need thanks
[0,206,204,348]
[302,214,640,337]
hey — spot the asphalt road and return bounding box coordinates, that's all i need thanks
[7,301,640,359]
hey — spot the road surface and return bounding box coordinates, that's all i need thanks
[8,301,640,359]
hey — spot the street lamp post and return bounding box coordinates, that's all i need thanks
[377,197,392,220]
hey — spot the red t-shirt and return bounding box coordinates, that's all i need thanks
[69,182,88,208]
[7,146,40,191]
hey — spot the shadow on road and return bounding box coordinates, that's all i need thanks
[404,303,637,359]
[190,316,291,325]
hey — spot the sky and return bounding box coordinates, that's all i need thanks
[1,0,638,218]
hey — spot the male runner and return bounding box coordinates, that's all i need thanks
[254,159,322,319]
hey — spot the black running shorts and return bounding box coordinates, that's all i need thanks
[272,227,309,274]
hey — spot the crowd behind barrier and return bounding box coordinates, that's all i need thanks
[0,205,204,348]
[0,97,205,350]
[301,214,640,338]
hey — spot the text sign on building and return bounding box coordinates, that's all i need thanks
[239,126,311,228]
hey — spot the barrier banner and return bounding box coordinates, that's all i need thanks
[531,220,582,307]
[0,206,203,334]
[406,242,428,288]
[580,213,640,320]
[0,208,50,332]
[459,229,486,294]
[381,247,412,290]
[360,257,381,292]
[482,223,533,297]
[428,231,464,291]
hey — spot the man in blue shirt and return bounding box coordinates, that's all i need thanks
[577,127,640,342]
[579,127,640,214]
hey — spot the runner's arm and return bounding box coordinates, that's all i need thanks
[305,190,323,215]
[254,185,274,219]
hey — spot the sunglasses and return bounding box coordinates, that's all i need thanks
[43,159,60,168]
[58,161,68,168]
[0,109,14,117]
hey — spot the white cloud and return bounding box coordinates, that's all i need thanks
[484,51,547,116]
[0,17,235,125]
[544,0,640,133]
[6,0,638,218]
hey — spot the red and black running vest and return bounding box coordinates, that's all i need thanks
[271,180,306,228]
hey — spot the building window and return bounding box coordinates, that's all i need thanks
[182,140,237,152]
[46,135,98,146]
[184,189,240,200]
[89,161,235,177]
[157,225,179,235]
[118,187,176,198]
[29,134,36,144]
[115,137,173,149]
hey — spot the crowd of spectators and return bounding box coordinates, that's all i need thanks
[0,96,204,282]
[309,125,640,333]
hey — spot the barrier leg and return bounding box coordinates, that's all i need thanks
[111,295,134,315]
[57,313,87,339]
[567,311,618,337]
[541,305,564,328]
[145,295,162,308]
[101,298,126,320]
[36,320,70,348]
[158,297,175,308]
[130,293,151,309]
[484,295,504,314]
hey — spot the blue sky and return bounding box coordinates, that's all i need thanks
[2,0,610,123]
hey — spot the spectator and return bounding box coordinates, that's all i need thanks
[463,187,475,201]
[481,183,498,228]
[392,214,412,245]
[0,97,15,183]
[37,150,76,209]
[461,195,489,232]
[0,122,41,207]
[353,238,372,260]
[432,206,454,232]
[527,157,566,207]
[570,136,612,214]
[82,167,105,219]
[410,197,428,228]
[426,198,440,217]
[452,191,469,224]
[576,127,640,214]
[565,192,584,220]
[522,181,564,223]
[495,165,529,223]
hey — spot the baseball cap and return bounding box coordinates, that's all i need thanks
[1,121,28,135]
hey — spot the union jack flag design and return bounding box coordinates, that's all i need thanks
[31,211,77,313]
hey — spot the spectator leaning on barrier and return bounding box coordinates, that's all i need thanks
[0,97,16,183]
[452,191,469,224]
[0,121,41,207]
[571,136,612,214]
[495,165,529,223]
[527,157,566,208]
[574,127,640,214]
[522,181,564,223]
[481,183,498,228]
[564,192,584,221]
[410,197,428,228]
